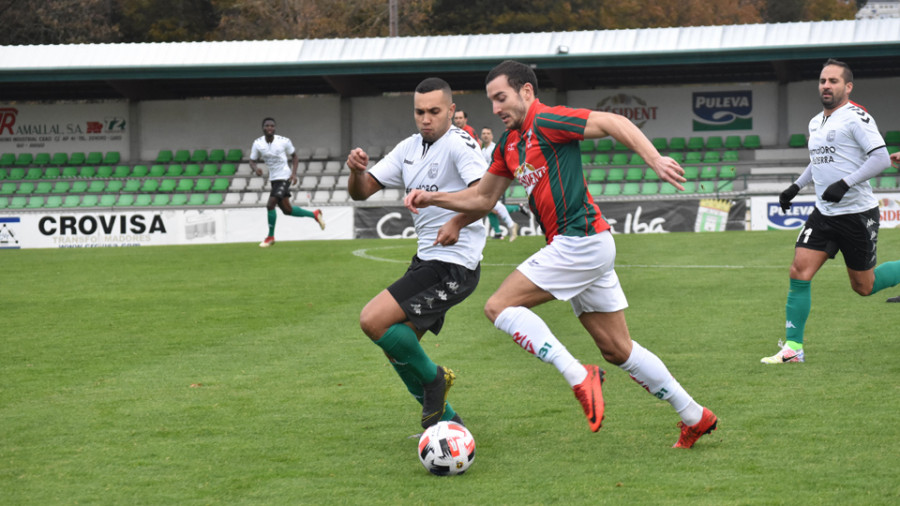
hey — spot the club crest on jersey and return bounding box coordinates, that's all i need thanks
[827,130,836,142]
[514,162,547,194]
[428,163,439,179]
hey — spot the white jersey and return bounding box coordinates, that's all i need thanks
[808,101,885,216]
[481,141,496,164]
[250,135,295,181]
[369,126,487,270]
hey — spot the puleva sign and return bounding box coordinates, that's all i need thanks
[692,91,752,131]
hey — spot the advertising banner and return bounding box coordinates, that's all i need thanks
[0,103,130,158]
[749,194,900,231]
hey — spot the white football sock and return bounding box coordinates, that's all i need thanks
[619,341,703,426]
[494,306,587,387]
[493,202,515,228]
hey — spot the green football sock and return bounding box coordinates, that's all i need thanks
[267,209,276,236]
[390,360,457,421]
[375,324,437,383]
[870,260,900,295]
[785,278,811,348]
[290,206,314,218]
[487,212,501,234]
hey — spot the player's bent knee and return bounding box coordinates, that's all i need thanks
[483,299,506,323]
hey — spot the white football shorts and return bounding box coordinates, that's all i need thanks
[516,231,628,316]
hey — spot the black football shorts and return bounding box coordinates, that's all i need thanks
[795,206,879,271]
[387,255,480,335]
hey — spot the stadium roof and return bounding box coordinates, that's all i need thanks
[1,18,899,101]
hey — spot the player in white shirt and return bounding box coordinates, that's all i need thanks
[765,59,900,363]
[345,77,486,431]
[249,118,325,248]
[479,126,520,241]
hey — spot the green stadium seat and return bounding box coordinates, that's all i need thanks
[169,194,188,206]
[87,180,106,192]
[183,164,200,177]
[651,137,667,150]
[106,180,123,192]
[687,137,705,151]
[625,168,644,181]
[134,194,152,206]
[51,152,68,165]
[103,152,120,164]
[156,150,173,163]
[70,181,88,193]
[86,152,103,165]
[152,194,170,206]
[51,181,70,193]
[43,167,60,179]
[194,178,212,192]
[884,130,900,145]
[173,150,191,163]
[666,152,684,163]
[0,153,15,166]
[34,153,51,165]
[580,140,595,153]
[0,168,5,179]
[581,154,592,165]
[149,165,167,177]
[611,153,629,165]
[685,152,702,164]
[717,180,735,192]
[788,133,807,148]
[45,195,63,208]
[587,169,605,183]
[208,149,226,162]
[176,179,194,192]
[702,151,720,163]
[606,167,625,181]
[603,183,622,196]
[644,168,660,181]
[113,165,131,178]
[0,196,8,208]
[628,153,644,166]
[78,166,96,178]
[719,165,737,179]
[219,163,236,176]
[99,194,117,207]
[682,181,697,193]
[16,182,34,195]
[191,149,208,162]
[159,179,177,192]
[95,166,113,178]
[622,182,641,195]
[594,139,613,152]
[123,180,141,192]
[166,164,184,177]
[35,181,52,194]
[62,195,81,207]
[592,154,610,165]
[211,178,230,192]
[79,195,99,207]
[201,164,218,177]
[188,194,206,206]
[587,183,603,196]
[507,185,526,199]
[225,148,243,162]
[69,152,86,164]
[140,179,159,192]
[683,166,700,179]
[613,141,629,151]
[117,194,135,206]
[205,193,224,205]
[8,196,27,209]
[9,167,25,179]
[131,165,148,177]
[879,176,897,189]
[668,137,686,151]
[705,136,723,150]
[61,166,79,178]
[743,135,761,149]
[25,168,43,180]
[724,136,742,149]
[641,182,659,195]
[15,153,34,165]
[700,166,718,179]
[888,145,899,155]
[697,181,715,194]
[660,183,678,195]
[722,150,739,162]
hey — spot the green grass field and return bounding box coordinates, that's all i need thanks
[3,230,899,505]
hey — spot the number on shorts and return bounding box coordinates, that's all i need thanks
[797,226,813,244]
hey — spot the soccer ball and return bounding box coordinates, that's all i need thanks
[417,421,475,476]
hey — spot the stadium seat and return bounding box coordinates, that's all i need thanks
[106,180,123,193]
[719,165,737,179]
[879,176,897,189]
[651,137,667,150]
[683,166,700,179]
[0,196,7,208]
[687,137,705,150]
[697,181,714,194]
[9,167,25,179]
[643,168,660,181]
[625,168,644,181]
[335,175,349,189]
[613,141,629,151]
[201,164,218,177]
[306,161,325,174]
[742,135,761,149]
[660,183,677,195]
[188,194,206,206]
[176,179,194,192]
[628,153,644,165]
[587,169,605,182]
[622,182,641,195]
[117,194,134,206]
[78,166,96,178]
[700,166,718,179]
[131,165,148,177]
[703,151,721,163]
[15,153,34,165]
[173,150,191,163]
[51,152,69,165]
[206,193,224,205]
[611,153,629,165]
[103,152,120,164]
[603,183,622,196]
[705,136,723,150]
[581,154,592,165]
[587,183,603,196]
[156,150,173,163]
[667,152,684,163]
[717,180,735,192]
[69,152,86,164]
[62,195,81,207]
[113,165,131,178]
[70,181,88,193]
[190,149,208,163]
[159,179,177,192]
[80,195,99,207]
[45,195,63,208]
[34,153,51,165]
[788,133,807,148]
[668,137,686,151]
[312,147,330,160]
[606,167,625,181]
[16,182,34,195]
[87,180,106,193]
[219,163,236,176]
[99,194,117,207]
[35,181,52,194]
[685,152,702,164]
[884,130,900,145]
[722,150,739,162]
[182,164,200,177]
[123,180,141,192]
[96,166,113,178]
[592,153,610,165]
[86,152,103,165]
[225,149,243,162]
[507,186,527,199]
[208,149,225,162]
[682,181,697,193]
[724,135,742,149]
[580,139,595,152]
[25,168,42,180]
[8,196,27,209]
[147,165,165,177]
[595,139,613,152]
[60,166,78,178]
[211,178,229,192]
[51,181,70,193]
[41,167,59,179]
[295,148,312,160]
[152,194,170,206]
[140,179,159,192]
[194,178,212,192]
[0,153,15,166]
[167,164,184,177]
[169,194,188,206]
[134,194,152,206]
[641,182,659,195]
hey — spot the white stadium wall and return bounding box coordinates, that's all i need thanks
[786,76,900,138]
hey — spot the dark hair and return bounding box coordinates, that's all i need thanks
[415,77,452,95]
[485,60,539,96]
[457,110,468,119]
[823,58,853,83]
[261,117,276,127]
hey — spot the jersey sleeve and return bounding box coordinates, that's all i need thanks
[452,135,488,186]
[249,140,260,161]
[534,105,591,144]
[487,131,515,179]
[368,138,407,189]
[848,106,885,154]
[284,137,296,156]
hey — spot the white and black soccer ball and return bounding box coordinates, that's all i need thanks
[417,421,475,476]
